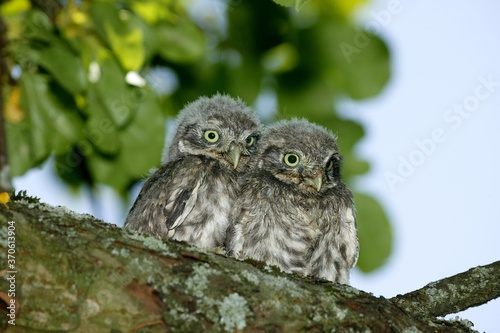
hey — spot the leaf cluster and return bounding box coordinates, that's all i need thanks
[2,0,392,272]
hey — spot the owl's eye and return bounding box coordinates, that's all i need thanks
[284,153,300,167]
[245,136,255,147]
[204,130,219,143]
[326,159,334,171]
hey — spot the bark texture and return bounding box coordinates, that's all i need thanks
[0,198,496,332]
[391,261,500,318]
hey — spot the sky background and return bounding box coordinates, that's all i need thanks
[13,0,499,331]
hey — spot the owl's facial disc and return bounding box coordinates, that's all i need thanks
[198,128,258,170]
[275,150,341,193]
[280,153,323,192]
[202,129,240,168]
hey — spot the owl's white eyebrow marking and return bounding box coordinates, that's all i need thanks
[206,118,224,127]
[178,140,186,152]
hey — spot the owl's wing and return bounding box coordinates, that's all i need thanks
[225,203,245,258]
[124,158,205,238]
[339,203,359,269]
[163,176,203,234]
[224,223,240,257]
[307,199,359,284]
[225,176,260,258]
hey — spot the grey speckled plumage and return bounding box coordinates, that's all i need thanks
[124,94,261,249]
[225,118,359,284]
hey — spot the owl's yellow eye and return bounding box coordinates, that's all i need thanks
[246,136,255,147]
[284,153,300,167]
[204,130,219,143]
[326,159,334,171]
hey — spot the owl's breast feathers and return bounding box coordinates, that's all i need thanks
[229,172,358,283]
[124,155,239,248]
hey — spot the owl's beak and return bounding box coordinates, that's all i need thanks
[226,145,242,169]
[305,174,323,192]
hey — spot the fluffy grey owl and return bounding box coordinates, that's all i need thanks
[124,94,261,249]
[226,119,358,284]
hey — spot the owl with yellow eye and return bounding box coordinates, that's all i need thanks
[125,94,261,249]
[225,118,358,284]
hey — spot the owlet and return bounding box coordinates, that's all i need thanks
[124,94,261,249]
[226,118,358,284]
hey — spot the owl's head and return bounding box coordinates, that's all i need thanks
[256,119,343,194]
[166,94,261,170]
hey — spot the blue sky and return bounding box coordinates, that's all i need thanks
[347,0,500,331]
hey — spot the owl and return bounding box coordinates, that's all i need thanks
[225,118,358,284]
[124,94,261,249]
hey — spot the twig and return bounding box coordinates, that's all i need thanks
[390,260,500,318]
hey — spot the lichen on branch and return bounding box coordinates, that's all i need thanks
[0,199,493,332]
[391,260,500,318]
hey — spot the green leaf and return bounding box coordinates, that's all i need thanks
[32,39,88,95]
[5,121,32,177]
[120,88,165,178]
[261,43,299,74]
[316,21,391,100]
[272,0,310,11]
[54,149,91,188]
[9,73,85,176]
[93,55,136,128]
[155,19,205,64]
[104,18,145,71]
[19,73,51,163]
[223,61,263,104]
[132,14,158,66]
[84,87,121,156]
[87,87,165,192]
[131,1,175,25]
[90,2,146,71]
[355,192,393,272]
[23,8,53,42]
[20,73,85,155]
[44,105,85,155]
[0,0,30,16]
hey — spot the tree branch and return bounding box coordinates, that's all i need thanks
[0,198,492,332]
[391,260,500,318]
